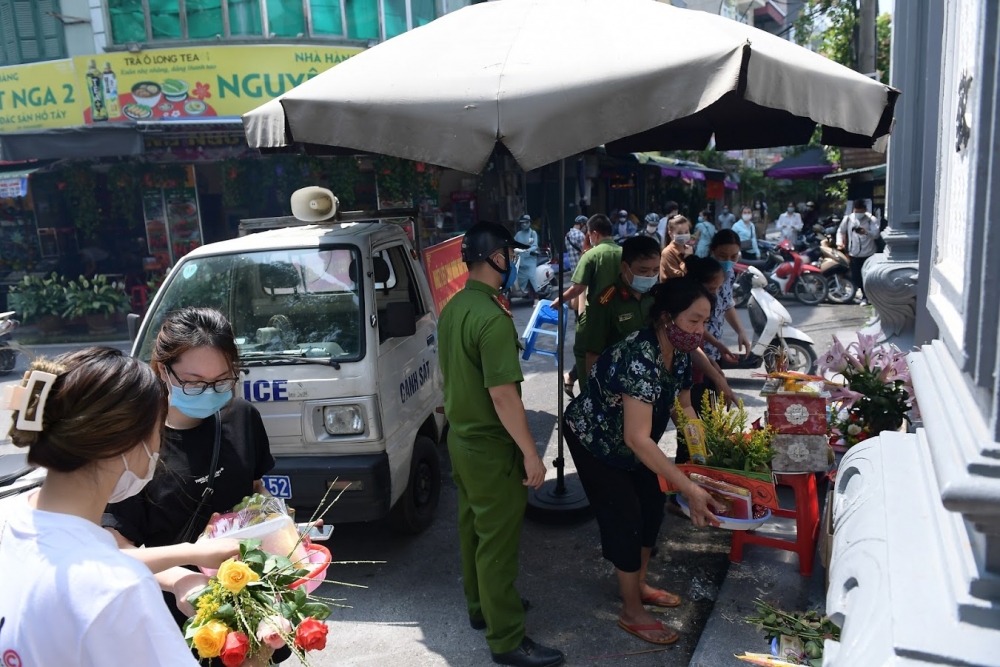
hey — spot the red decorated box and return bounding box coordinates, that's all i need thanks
[767,393,828,435]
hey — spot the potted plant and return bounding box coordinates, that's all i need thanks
[7,273,69,335]
[63,275,132,334]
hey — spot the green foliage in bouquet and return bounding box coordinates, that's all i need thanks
[675,391,776,473]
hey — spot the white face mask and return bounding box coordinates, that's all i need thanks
[672,233,691,245]
[108,442,158,504]
[742,213,752,222]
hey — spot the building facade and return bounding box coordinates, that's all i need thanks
[830,1,1000,664]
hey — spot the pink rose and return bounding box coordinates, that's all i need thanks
[256,615,293,650]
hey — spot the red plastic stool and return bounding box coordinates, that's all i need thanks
[728,472,820,576]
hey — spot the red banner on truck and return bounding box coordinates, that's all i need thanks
[423,235,468,315]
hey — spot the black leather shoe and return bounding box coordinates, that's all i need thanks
[491,637,564,667]
[470,598,531,630]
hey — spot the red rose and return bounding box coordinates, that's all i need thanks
[220,631,249,667]
[295,617,329,652]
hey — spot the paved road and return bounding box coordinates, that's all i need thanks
[0,303,868,667]
[293,294,867,667]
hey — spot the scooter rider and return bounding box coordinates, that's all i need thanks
[514,215,541,304]
[439,221,565,667]
[836,199,881,305]
[639,213,662,246]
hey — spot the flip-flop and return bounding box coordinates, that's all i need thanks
[617,619,680,646]
[563,373,575,398]
[641,589,682,608]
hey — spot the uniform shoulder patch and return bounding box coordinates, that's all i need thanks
[491,294,513,318]
[598,285,616,305]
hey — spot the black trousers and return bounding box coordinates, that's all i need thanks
[850,255,870,299]
[564,422,665,573]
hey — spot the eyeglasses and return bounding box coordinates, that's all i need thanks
[165,364,238,396]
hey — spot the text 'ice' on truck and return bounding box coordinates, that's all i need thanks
[130,187,446,534]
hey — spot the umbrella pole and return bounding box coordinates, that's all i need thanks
[526,157,591,524]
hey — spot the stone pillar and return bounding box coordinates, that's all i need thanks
[862,0,944,344]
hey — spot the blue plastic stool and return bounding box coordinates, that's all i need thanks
[521,299,568,362]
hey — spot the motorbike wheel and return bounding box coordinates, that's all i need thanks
[825,272,856,304]
[764,339,818,375]
[536,283,554,300]
[0,348,17,376]
[794,273,828,305]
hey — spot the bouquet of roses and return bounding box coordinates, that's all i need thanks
[820,333,917,444]
[184,538,333,666]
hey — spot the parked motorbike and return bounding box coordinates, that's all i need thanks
[718,267,818,375]
[804,236,855,304]
[0,311,25,375]
[508,248,555,301]
[734,240,827,307]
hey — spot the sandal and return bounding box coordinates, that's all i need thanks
[617,619,679,646]
[563,373,575,398]
[641,589,682,608]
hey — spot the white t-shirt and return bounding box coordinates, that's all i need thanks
[0,495,199,666]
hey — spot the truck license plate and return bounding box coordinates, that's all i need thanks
[262,475,292,499]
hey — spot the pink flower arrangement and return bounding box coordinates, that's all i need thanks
[821,334,919,445]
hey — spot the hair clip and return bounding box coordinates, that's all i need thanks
[0,370,57,432]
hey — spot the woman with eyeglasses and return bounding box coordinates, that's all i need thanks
[103,307,282,664]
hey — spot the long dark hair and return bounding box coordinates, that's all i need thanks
[151,307,240,378]
[9,347,166,473]
[648,277,714,325]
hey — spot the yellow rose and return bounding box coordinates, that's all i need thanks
[216,558,260,594]
[192,621,230,658]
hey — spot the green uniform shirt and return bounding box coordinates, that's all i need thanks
[571,239,622,306]
[578,275,654,357]
[438,280,524,448]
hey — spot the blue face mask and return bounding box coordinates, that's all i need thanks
[719,260,736,273]
[501,253,518,292]
[628,267,658,294]
[169,385,232,419]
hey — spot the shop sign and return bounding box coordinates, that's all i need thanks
[0,177,27,198]
[0,60,81,131]
[422,235,468,315]
[0,45,363,133]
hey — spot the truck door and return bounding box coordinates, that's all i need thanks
[371,243,439,500]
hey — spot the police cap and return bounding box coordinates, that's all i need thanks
[461,221,529,263]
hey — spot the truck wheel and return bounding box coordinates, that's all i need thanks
[390,436,441,534]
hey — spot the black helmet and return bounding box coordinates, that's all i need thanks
[461,221,529,263]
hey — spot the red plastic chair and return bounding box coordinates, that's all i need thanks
[729,472,820,576]
[130,285,149,311]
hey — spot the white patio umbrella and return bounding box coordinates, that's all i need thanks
[243,0,897,173]
[243,0,898,520]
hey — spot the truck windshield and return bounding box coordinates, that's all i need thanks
[137,247,363,363]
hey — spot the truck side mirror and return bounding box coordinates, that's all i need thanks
[382,302,417,339]
[127,313,141,343]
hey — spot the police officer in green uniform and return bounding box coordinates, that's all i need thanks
[439,222,566,667]
[577,236,662,380]
[550,214,622,393]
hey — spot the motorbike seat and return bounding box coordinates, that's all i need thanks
[741,256,776,270]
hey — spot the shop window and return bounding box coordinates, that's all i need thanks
[107,0,437,45]
[310,0,344,36]
[346,0,379,40]
[383,0,407,39]
[0,0,65,66]
[108,0,146,43]
[187,0,224,39]
[228,0,263,36]
[412,0,436,27]
[266,0,305,37]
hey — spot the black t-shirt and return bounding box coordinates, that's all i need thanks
[103,398,275,547]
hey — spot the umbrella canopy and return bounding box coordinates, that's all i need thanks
[763,147,835,179]
[244,0,898,175]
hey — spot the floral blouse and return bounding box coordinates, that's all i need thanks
[703,268,736,361]
[565,327,692,470]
